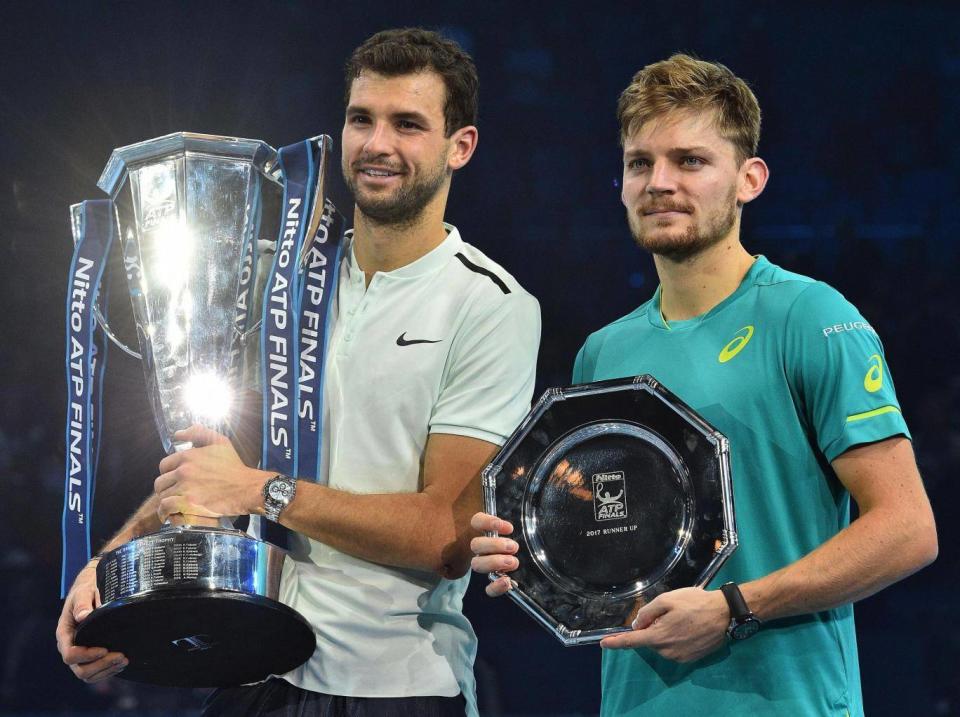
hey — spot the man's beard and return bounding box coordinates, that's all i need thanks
[627,188,738,262]
[343,152,449,228]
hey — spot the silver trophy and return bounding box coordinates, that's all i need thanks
[482,376,737,644]
[72,133,325,686]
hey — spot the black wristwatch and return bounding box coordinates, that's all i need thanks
[720,582,761,641]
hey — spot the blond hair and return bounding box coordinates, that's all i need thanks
[617,54,761,163]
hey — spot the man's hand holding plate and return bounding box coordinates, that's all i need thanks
[470,512,520,597]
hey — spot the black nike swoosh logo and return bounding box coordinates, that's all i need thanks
[396,333,443,346]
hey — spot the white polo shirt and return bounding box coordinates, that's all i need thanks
[278,224,540,715]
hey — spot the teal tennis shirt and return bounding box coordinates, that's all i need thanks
[573,257,909,717]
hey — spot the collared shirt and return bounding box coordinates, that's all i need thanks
[576,257,907,717]
[279,224,540,715]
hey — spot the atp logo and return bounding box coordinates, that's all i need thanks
[718,326,755,363]
[593,471,627,521]
[864,354,884,393]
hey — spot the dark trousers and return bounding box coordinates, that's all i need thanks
[202,677,467,717]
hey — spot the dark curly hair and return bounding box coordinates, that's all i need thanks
[345,27,479,137]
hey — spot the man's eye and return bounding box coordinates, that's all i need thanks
[398,120,421,130]
[681,156,705,167]
[627,158,649,169]
[350,115,370,125]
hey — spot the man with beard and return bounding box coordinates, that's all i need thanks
[56,28,540,717]
[470,54,936,716]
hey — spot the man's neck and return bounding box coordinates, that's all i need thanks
[653,236,756,323]
[351,200,448,285]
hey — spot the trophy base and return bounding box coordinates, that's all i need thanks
[76,590,315,687]
[73,525,315,687]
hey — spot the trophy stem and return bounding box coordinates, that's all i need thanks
[75,525,314,687]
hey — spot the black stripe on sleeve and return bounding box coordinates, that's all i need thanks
[454,252,511,294]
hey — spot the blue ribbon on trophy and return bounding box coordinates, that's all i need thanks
[296,195,344,486]
[61,200,116,596]
[260,137,343,545]
[90,272,110,491]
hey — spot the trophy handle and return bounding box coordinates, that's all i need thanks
[92,305,143,360]
[70,203,144,361]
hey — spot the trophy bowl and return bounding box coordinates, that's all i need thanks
[71,133,317,686]
[482,375,737,645]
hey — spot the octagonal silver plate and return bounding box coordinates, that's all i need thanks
[481,375,737,645]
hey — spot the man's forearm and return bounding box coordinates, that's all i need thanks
[96,494,164,557]
[278,481,479,579]
[154,431,494,579]
[742,503,937,622]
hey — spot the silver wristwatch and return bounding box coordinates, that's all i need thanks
[262,474,297,522]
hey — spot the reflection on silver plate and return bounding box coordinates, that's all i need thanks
[482,375,736,645]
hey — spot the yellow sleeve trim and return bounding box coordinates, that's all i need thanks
[846,405,901,423]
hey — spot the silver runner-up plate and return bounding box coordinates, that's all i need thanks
[482,375,737,645]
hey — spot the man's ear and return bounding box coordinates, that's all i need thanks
[447,126,479,171]
[738,157,769,205]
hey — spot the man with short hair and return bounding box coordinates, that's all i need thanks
[471,54,936,716]
[57,28,540,717]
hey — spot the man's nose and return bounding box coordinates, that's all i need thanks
[646,161,677,194]
[362,121,393,157]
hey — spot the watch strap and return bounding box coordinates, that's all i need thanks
[720,581,761,640]
[720,582,750,618]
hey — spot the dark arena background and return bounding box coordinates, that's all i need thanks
[1,1,958,715]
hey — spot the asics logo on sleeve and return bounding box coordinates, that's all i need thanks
[718,326,755,363]
[864,354,884,392]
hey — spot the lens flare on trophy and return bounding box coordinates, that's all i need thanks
[166,318,184,349]
[184,371,233,422]
[151,220,195,290]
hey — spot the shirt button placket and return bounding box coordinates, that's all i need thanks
[347,277,378,345]
[339,279,362,355]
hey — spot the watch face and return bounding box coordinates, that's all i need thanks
[268,480,291,501]
[731,619,760,640]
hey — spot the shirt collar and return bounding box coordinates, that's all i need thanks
[343,223,463,281]
[648,255,770,330]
